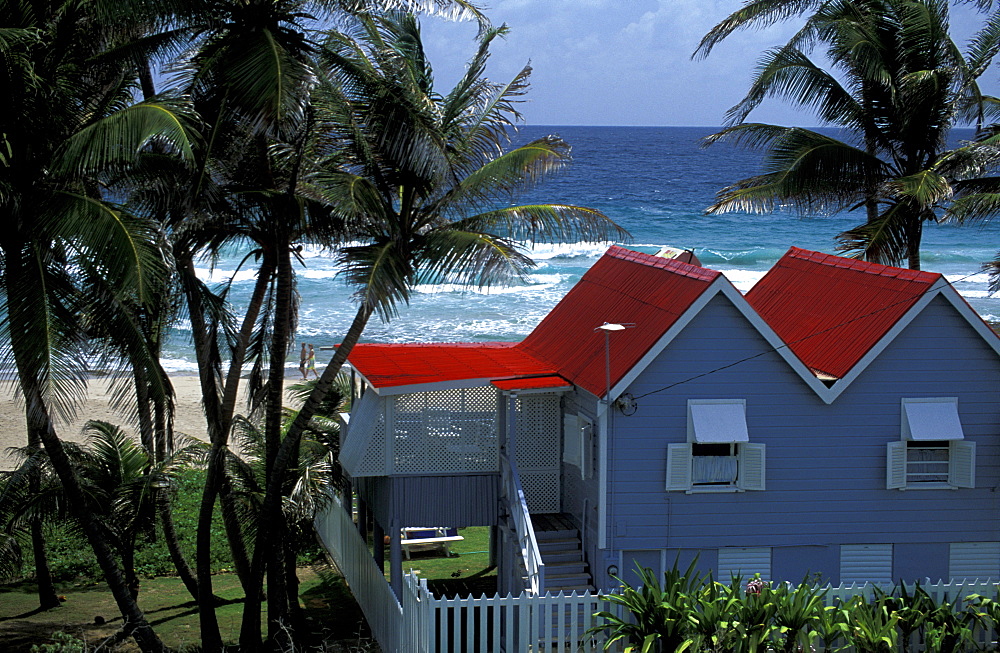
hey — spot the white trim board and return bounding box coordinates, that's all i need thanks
[605,277,834,406]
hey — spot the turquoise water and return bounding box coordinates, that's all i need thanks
[160,126,1000,372]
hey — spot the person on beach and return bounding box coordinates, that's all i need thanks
[299,343,308,379]
[307,344,318,379]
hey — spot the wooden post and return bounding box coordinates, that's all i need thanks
[390,516,403,598]
[373,519,385,570]
[357,497,368,542]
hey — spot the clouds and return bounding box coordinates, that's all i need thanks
[419,1,1000,127]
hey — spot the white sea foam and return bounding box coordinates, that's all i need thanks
[299,269,344,280]
[193,267,261,283]
[946,273,991,285]
[957,289,996,299]
[516,241,614,260]
[159,357,201,373]
[720,269,768,292]
[413,282,557,295]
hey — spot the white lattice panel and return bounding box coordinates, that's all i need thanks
[520,471,561,513]
[515,396,561,469]
[341,391,387,477]
[514,395,561,513]
[390,387,498,475]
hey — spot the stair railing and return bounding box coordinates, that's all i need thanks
[500,449,545,594]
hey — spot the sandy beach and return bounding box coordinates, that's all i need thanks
[0,375,301,472]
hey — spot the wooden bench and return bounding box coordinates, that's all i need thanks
[400,527,464,559]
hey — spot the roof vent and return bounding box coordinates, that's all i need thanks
[654,246,702,266]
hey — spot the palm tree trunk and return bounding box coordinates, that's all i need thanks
[907,216,923,270]
[27,429,59,609]
[134,364,199,600]
[284,539,304,634]
[29,508,60,609]
[24,386,164,652]
[158,490,199,600]
[264,242,295,645]
[181,247,277,650]
[179,256,225,651]
[240,302,374,652]
[217,255,278,593]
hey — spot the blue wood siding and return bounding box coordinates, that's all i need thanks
[599,294,1000,585]
[357,475,498,528]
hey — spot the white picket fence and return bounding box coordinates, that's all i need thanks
[316,495,1000,652]
[401,571,625,652]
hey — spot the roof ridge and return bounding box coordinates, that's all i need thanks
[785,246,941,283]
[606,245,720,282]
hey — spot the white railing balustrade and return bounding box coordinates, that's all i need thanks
[499,450,544,594]
[314,492,402,651]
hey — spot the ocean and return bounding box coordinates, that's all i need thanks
[160,126,1000,372]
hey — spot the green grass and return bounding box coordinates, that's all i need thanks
[0,566,372,652]
[388,526,498,597]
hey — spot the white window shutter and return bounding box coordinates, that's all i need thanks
[738,443,766,491]
[562,415,581,467]
[665,443,692,491]
[949,440,976,488]
[581,420,594,480]
[886,441,906,490]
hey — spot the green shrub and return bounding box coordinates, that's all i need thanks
[30,631,88,653]
[27,467,233,583]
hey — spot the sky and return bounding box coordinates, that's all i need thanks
[418,0,1000,127]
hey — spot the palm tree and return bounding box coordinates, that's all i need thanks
[222,377,349,634]
[698,0,1000,269]
[0,0,196,648]
[151,4,488,647]
[240,11,629,648]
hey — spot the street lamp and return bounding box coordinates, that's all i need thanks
[595,322,635,408]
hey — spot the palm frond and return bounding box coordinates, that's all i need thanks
[695,0,825,58]
[55,99,198,176]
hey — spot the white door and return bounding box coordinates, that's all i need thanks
[514,395,561,513]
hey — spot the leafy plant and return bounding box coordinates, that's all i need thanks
[30,631,88,653]
[732,575,777,653]
[590,560,703,653]
[770,577,827,653]
[689,578,740,652]
[843,593,900,653]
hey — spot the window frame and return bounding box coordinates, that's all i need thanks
[887,398,975,490]
[667,399,764,493]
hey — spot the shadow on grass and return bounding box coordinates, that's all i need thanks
[300,565,374,644]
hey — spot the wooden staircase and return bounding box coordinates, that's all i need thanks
[532,513,594,593]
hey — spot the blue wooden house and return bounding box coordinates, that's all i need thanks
[336,246,1000,596]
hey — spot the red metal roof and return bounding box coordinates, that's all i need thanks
[519,246,721,397]
[346,342,556,389]
[491,376,572,391]
[348,246,721,394]
[745,247,940,379]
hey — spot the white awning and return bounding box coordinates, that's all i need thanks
[688,400,749,443]
[902,397,964,441]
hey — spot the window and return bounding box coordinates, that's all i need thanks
[666,400,764,492]
[887,398,975,490]
[562,414,594,480]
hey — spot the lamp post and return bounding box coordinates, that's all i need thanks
[594,322,634,557]
[595,322,634,409]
